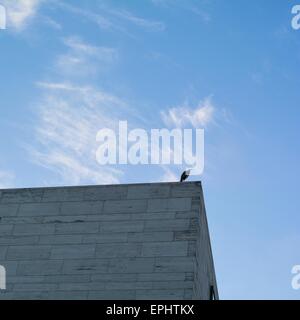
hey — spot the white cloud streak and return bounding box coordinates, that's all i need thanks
[54,36,118,77]
[161,97,215,128]
[2,0,42,30]
[150,0,211,24]
[63,37,116,58]
[58,2,115,31]
[28,35,130,186]
[107,9,165,32]
[30,82,128,186]
[59,2,165,34]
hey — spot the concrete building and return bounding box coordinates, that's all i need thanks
[0,181,218,300]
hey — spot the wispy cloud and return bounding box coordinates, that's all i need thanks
[0,170,15,188]
[54,36,118,77]
[29,82,130,186]
[2,0,42,30]
[161,97,215,128]
[107,9,165,32]
[63,37,116,58]
[59,2,165,34]
[58,2,115,31]
[150,0,211,24]
[26,33,128,186]
[41,15,62,30]
[26,27,164,186]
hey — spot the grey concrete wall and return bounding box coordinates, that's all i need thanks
[0,182,218,300]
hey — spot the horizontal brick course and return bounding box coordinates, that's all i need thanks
[62,259,109,275]
[96,243,141,258]
[13,223,55,236]
[127,184,170,199]
[103,199,148,214]
[0,204,19,217]
[51,244,96,260]
[60,201,103,216]
[6,246,51,261]
[128,231,173,243]
[147,198,191,212]
[55,222,99,234]
[100,221,144,233]
[0,236,38,246]
[141,241,188,257]
[18,203,61,217]
[0,189,44,204]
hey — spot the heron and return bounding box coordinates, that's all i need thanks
[180,169,191,182]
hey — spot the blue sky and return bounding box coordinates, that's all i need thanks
[0,0,300,299]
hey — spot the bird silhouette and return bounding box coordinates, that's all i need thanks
[180,169,191,182]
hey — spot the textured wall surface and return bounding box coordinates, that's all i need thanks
[0,182,218,300]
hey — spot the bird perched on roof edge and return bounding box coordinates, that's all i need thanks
[180,169,191,182]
